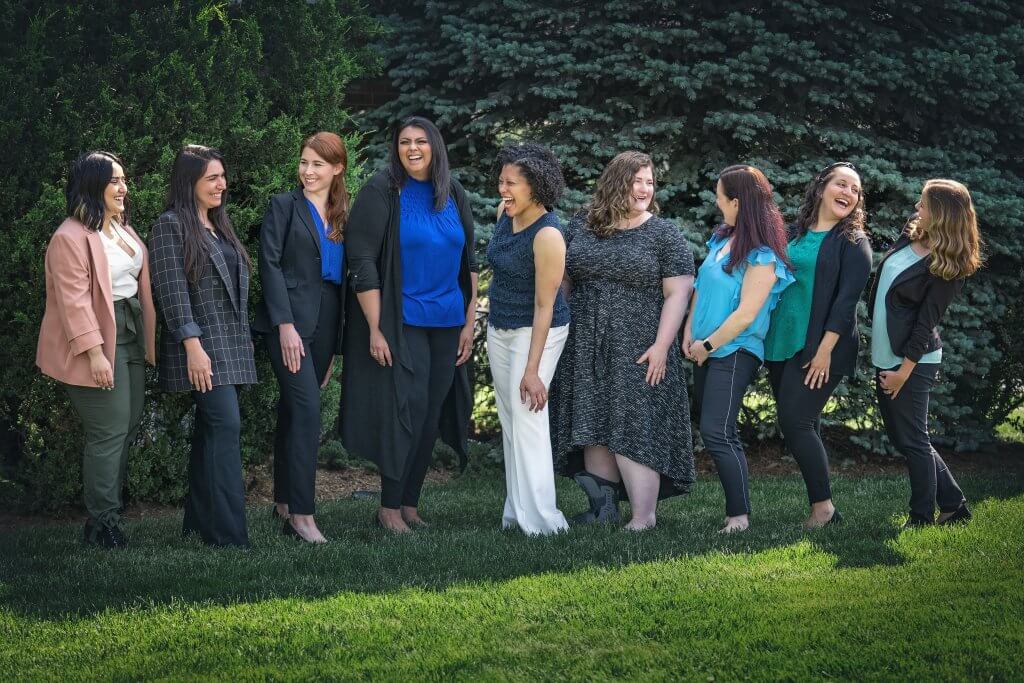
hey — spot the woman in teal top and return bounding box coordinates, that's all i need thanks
[683,165,794,534]
[763,162,872,529]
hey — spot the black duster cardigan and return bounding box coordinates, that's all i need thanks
[790,225,873,377]
[340,170,477,478]
[867,234,965,363]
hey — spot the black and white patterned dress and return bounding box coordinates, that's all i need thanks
[549,212,696,497]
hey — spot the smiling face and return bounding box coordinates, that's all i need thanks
[103,161,127,219]
[498,163,537,219]
[194,159,227,214]
[915,190,931,225]
[299,146,344,194]
[818,166,861,223]
[715,179,739,226]
[398,126,432,181]
[629,165,655,215]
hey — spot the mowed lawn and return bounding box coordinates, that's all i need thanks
[2,472,1023,681]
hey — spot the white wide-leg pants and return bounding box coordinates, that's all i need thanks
[487,323,570,536]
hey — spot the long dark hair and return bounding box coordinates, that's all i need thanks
[715,165,792,273]
[388,116,451,212]
[300,131,349,241]
[794,161,866,242]
[66,151,125,232]
[166,144,251,284]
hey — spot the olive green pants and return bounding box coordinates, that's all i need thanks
[65,298,145,528]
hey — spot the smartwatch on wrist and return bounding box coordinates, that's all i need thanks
[702,339,714,352]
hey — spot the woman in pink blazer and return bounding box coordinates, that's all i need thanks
[37,151,156,549]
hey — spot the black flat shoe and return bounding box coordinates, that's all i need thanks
[939,503,972,526]
[826,509,843,526]
[902,514,933,529]
[85,521,128,549]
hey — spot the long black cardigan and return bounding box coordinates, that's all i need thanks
[790,225,873,377]
[867,233,965,364]
[340,170,477,479]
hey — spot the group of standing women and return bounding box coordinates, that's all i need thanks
[37,115,983,548]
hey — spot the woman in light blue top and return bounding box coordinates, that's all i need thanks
[683,165,794,533]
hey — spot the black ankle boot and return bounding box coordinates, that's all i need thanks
[570,472,621,525]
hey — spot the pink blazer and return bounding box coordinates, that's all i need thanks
[36,217,157,387]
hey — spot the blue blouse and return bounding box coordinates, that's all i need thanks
[691,235,795,361]
[304,198,345,285]
[399,178,466,328]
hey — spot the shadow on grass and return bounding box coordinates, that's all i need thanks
[0,472,1020,620]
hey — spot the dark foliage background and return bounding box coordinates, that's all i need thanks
[0,0,381,511]
[360,0,1024,453]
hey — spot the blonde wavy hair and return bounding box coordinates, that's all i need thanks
[907,178,983,280]
[587,151,659,237]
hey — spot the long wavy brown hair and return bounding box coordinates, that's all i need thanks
[794,161,866,242]
[300,131,349,242]
[587,151,659,237]
[907,178,983,280]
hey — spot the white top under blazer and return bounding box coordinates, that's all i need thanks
[99,221,143,300]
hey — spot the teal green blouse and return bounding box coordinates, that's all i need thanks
[764,229,828,362]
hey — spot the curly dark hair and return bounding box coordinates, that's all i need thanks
[793,161,867,242]
[494,142,565,209]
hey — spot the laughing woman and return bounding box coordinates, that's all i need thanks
[763,162,872,528]
[341,117,478,533]
[550,151,696,531]
[37,152,156,548]
[683,165,794,534]
[869,179,982,528]
[150,145,257,548]
[253,132,350,544]
[488,142,571,536]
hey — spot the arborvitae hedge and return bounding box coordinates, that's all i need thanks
[1,0,381,511]
[363,0,1024,451]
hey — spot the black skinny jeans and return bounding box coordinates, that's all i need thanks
[266,281,341,515]
[876,363,965,521]
[380,324,460,509]
[766,353,843,505]
[693,350,762,517]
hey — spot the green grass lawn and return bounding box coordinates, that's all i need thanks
[2,472,1023,681]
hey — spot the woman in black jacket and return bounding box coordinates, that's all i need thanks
[150,145,257,548]
[340,117,478,533]
[764,162,872,528]
[869,178,982,528]
[253,132,349,544]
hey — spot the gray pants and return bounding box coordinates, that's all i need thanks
[65,298,145,528]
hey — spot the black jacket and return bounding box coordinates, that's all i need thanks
[252,188,346,352]
[340,170,477,478]
[149,210,258,392]
[793,225,873,377]
[867,234,965,363]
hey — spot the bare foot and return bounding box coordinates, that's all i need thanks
[719,515,749,534]
[378,508,412,534]
[276,503,289,518]
[625,516,656,531]
[401,506,428,527]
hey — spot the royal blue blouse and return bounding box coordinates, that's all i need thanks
[305,198,344,285]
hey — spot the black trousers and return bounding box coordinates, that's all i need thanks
[266,281,341,515]
[380,324,460,509]
[693,350,762,517]
[766,353,843,505]
[876,363,965,521]
[184,384,249,547]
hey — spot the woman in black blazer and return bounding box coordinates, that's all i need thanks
[253,132,349,544]
[341,116,478,533]
[764,162,872,528]
[868,179,982,528]
[150,145,257,548]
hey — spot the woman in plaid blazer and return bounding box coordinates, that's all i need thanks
[149,145,256,548]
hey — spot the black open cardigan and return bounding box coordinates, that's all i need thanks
[340,170,477,479]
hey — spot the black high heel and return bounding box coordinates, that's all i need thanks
[826,509,844,526]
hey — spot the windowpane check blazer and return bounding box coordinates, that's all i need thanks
[149,210,258,392]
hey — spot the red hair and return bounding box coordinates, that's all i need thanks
[299,132,349,242]
[715,165,792,273]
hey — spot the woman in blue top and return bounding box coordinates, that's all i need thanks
[683,165,794,534]
[487,143,571,536]
[253,132,350,544]
[341,117,478,534]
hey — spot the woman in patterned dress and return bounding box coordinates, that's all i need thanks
[550,151,696,531]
